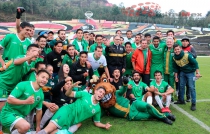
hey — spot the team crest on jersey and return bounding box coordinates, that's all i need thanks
[92,109,96,114]
[139,87,142,90]
[171,53,174,56]
[36,96,41,101]
[120,48,123,51]
[61,55,64,59]
[159,48,162,51]
[23,45,27,50]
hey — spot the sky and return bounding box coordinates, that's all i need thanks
[108,0,209,17]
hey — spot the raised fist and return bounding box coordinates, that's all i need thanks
[16,7,25,19]
[122,76,129,85]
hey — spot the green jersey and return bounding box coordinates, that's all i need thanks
[0,34,31,60]
[2,81,44,116]
[89,43,106,55]
[128,80,148,100]
[149,43,166,64]
[150,80,169,93]
[71,38,89,52]
[164,48,174,74]
[0,55,33,93]
[51,91,101,129]
[124,52,133,76]
[62,54,78,68]
[30,57,44,68]
[131,43,141,50]
[49,39,70,50]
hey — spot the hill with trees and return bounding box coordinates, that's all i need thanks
[0,0,209,27]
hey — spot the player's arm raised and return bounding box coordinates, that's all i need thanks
[65,81,81,97]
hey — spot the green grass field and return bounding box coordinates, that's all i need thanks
[2,57,210,134]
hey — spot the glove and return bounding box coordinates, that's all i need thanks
[122,76,129,85]
[16,7,25,19]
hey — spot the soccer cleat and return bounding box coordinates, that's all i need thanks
[174,100,186,104]
[186,98,190,102]
[191,104,196,111]
[0,131,3,134]
[163,117,173,125]
[167,113,176,121]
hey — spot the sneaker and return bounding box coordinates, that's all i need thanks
[174,100,186,104]
[163,117,173,125]
[186,98,190,102]
[161,107,167,113]
[167,113,176,121]
[191,104,196,111]
[165,107,171,113]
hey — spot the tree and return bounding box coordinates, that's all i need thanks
[111,5,120,23]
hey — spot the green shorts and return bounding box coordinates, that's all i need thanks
[51,105,74,129]
[1,110,24,131]
[150,64,164,79]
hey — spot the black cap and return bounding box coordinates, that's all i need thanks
[181,37,190,42]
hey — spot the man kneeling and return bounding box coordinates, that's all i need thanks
[126,71,153,104]
[151,71,174,113]
[0,70,50,134]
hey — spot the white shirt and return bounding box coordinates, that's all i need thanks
[88,53,107,71]
[124,37,134,44]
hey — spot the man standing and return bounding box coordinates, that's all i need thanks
[105,35,126,76]
[49,29,70,50]
[149,36,166,80]
[173,44,201,111]
[132,39,151,86]
[88,46,110,79]
[124,30,134,44]
[71,29,89,53]
[156,30,166,44]
[166,30,182,46]
[131,34,141,50]
[0,22,32,61]
[89,35,106,55]
[0,70,50,134]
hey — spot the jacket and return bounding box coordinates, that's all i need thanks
[69,59,93,86]
[132,48,151,74]
[105,44,126,69]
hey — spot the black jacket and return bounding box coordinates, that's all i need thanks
[51,80,74,107]
[44,50,66,73]
[70,59,93,86]
[105,44,126,69]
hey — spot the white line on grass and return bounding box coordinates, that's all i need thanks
[196,99,210,102]
[171,104,210,132]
